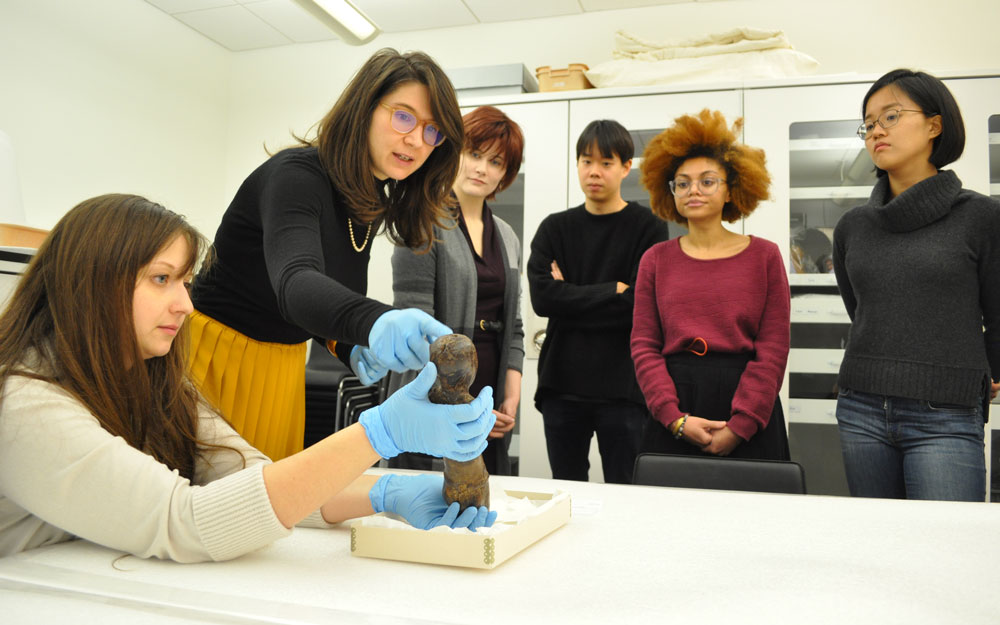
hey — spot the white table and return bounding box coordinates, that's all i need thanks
[2,474,998,624]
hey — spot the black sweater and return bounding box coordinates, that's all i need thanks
[192,147,391,357]
[832,170,1000,408]
[528,202,670,406]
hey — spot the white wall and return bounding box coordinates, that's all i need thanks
[1,0,997,478]
[221,0,1000,303]
[0,0,231,237]
[4,0,999,237]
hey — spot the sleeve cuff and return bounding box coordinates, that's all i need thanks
[653,403,684,430]
[726,414,759,441]
[191,463,291,561]
[298,509,339,529]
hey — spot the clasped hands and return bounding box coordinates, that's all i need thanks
[676,416,742,456]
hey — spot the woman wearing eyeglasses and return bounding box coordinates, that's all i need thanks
[630,109,790,460]
[390,106,525,476]
[188,49,480,461]
[831,69,1000,501]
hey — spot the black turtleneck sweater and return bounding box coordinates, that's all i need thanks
[832,170,1000,409]
[192,147,391,358]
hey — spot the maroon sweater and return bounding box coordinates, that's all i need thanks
[630,236,790,440]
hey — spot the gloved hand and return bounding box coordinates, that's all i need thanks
[369,474,497,531]
[350,345,388,386]
[368,309,451,373]
[358,363,495,460]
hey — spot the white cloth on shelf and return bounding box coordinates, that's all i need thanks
[586,28,819,89]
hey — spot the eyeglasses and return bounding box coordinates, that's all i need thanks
[857,108,924,140]
[669,177,726,196]
[380,103,445,147]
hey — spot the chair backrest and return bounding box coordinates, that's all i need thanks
[0,246,35,309]
[632,453,807,495]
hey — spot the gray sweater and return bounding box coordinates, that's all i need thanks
[832,170,1000,408]
[391,212,524,405]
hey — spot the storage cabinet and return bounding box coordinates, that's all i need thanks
[451,72,1000,494]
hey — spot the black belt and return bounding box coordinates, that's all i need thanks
[478,319,503,333]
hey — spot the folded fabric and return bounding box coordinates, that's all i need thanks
[613,27,793,61]
[586,48,819,89]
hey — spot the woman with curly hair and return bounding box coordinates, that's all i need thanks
[630,109,791,460]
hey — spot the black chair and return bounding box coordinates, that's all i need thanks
[303,341,353,447]
[632,453,807,495]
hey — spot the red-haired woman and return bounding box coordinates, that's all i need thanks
[392,106,525,475]
[631,109,791,460]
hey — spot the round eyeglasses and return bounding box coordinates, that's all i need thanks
[857,108,924,140]
[669,177,726,196]
[380,103,445,147]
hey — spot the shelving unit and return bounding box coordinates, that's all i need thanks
[454,73,1000,495]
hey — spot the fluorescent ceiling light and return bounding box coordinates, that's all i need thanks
[290,0,380,45]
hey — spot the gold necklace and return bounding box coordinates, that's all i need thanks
[347,218,372,252]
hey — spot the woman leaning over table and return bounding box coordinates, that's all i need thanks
[0,194,496,562]
[832,69,1000,501]
[631,109,791,461]
[189,48,465,461]
[391,106,525,475]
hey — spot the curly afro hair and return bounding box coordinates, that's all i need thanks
[640,109,770,225]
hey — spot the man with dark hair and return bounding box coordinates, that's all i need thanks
[527,119,670,483]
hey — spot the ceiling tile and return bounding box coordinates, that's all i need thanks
[579,0,688,10]
[463,0,581,23]
[145,0,236,14]
[352,0,476,32]
[173,5,291,51]
[245,0,338,42]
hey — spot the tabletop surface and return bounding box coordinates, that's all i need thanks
[3,473,999,625]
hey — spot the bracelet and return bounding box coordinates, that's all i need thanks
[671,415,688,440]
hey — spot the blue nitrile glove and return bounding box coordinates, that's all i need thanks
[358,362,495,459]
[368,309,451,373]
[350,345,388,386]
[369,474,498,531]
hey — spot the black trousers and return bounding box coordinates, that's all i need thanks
[540,397,647,484]
[640,352,790,461]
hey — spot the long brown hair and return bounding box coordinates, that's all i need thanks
[300,48,463,251]
[0,194,208,479]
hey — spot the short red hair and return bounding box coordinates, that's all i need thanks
[462,106,524,200]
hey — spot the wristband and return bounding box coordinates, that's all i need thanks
[672,415,688,440]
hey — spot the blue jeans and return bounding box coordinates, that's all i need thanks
[835,388,986,501]
[540,398,646,484]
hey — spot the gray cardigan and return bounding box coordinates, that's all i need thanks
[391,211,525,406]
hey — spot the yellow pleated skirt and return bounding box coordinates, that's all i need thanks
[188,310,307,461]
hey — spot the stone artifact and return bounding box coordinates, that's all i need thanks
[428,334,490,509]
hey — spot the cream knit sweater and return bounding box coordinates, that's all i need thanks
[0,374,332,562]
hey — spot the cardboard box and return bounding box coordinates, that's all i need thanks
[446,64,539,98]
[535,64,594,92]
[350,489,570,569]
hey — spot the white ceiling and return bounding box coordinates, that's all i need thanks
[143,0,716,52]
